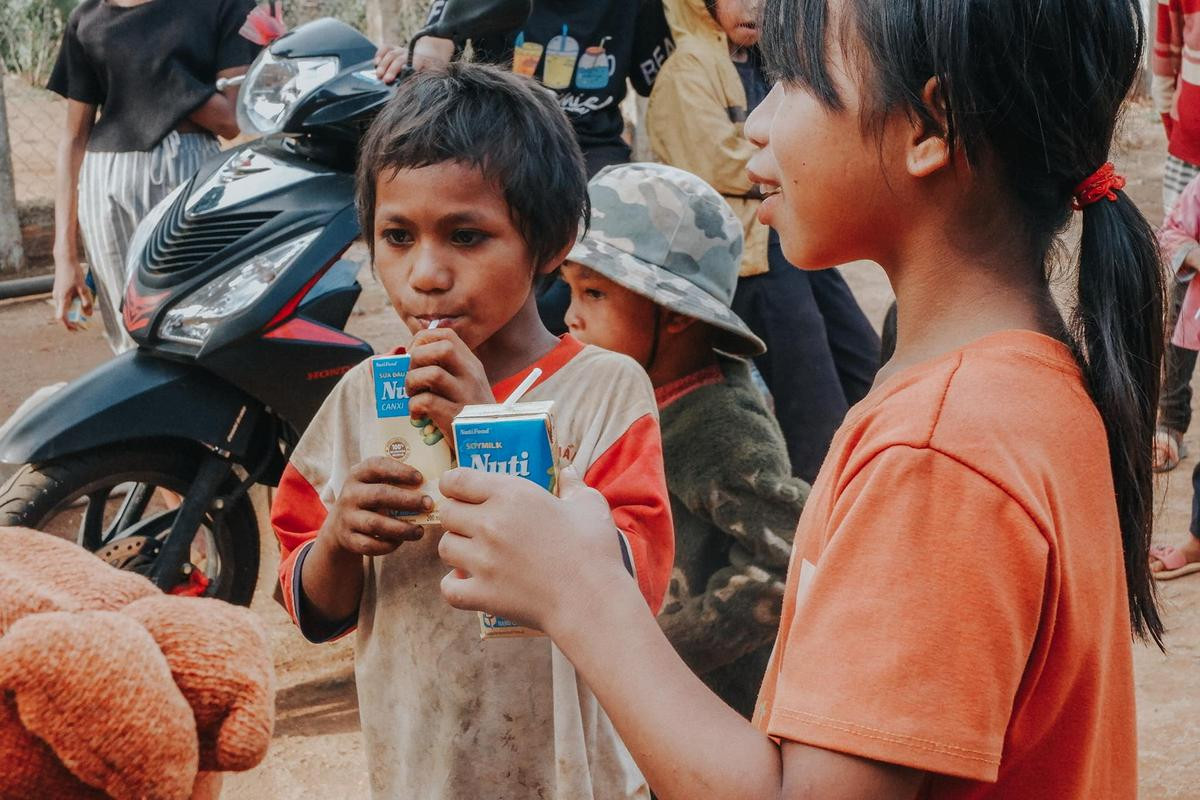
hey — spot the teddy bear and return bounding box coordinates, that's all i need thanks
[0,526,275,799]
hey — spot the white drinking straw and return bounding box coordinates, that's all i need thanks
[501,368,542,406]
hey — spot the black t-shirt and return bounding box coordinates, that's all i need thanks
[429,0,673,172]
[48,0,261,152]
[733,47,769,114]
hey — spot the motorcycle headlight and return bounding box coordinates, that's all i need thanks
[237,51,339,135]
[124,182,189,288]
[158,231,320,346]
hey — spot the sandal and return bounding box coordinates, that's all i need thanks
[1150,544,1200,581]
[1153,426,1187,473]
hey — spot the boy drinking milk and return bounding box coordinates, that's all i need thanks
[270,64,673,799]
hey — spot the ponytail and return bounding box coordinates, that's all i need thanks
[1074,191,1165,646]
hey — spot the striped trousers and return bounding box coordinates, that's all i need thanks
[78,132,220,352]
[1163,154,1200,220]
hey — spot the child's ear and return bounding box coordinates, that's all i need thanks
[663,311,699,334]
[906,77,952,179]
[537,227,579,277]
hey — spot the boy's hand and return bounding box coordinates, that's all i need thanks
[405,328,496,439]
[374,37,454,83]
[437,467,631,634]
[319,457,430,557]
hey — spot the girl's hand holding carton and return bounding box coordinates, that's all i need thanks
[453,370,559,638]
[439,465,630,635]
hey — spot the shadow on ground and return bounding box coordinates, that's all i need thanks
[274,671,360,738]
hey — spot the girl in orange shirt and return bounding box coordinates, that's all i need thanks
[435,0,1162,797]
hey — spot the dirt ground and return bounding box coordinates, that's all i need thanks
[0,100,1197,797]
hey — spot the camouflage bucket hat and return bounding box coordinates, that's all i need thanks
[568,163,766,357]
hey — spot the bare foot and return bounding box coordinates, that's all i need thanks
[1150,536,1200,575]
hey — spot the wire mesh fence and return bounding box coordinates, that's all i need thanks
[4,75,61,206]
[0,0,414,207]
[1,0,69,206]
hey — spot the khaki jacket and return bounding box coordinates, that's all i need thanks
[648,0,769,277]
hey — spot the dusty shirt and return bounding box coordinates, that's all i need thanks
[754,331,1137,797]
[272,336,674,799]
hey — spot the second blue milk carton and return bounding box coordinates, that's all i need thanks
[452,400,559,639]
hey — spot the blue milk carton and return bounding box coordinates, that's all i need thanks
[452,400,559,638]
[371,354,455,526]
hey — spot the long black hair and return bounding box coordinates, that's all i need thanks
[762,0,1165,645]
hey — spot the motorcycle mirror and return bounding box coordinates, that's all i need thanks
[425,0,532,42]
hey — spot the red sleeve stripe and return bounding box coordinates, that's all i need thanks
[272,463,329,628]
[583,413,674,614]
[272,463,328,558]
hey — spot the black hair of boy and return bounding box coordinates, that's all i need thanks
[762,0,1165,644]
[356,61,590,268]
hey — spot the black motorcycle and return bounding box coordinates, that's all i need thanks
[0,0,531,604]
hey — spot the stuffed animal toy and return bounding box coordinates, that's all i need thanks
[0,526,274,799]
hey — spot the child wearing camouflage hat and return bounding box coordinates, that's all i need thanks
[559,162,809,717]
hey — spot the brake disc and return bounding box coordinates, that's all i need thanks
[93,535,212,596]
[94,535,159,574]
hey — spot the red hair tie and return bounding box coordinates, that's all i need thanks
[1071,162,1126,210]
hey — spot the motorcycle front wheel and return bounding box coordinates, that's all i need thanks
[0,444,260,605]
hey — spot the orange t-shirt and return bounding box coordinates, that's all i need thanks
[753,331,1136,798]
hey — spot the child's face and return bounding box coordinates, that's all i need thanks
[561,263,659,362]
[744,0,904,269]
[713,0,761,48]
[371,161,546,348]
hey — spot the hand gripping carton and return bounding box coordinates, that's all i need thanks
[452,400,559,638]
[371,354,455,526]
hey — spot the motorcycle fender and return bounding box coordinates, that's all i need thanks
[0,351,263,465]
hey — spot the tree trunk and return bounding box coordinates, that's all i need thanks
[365,0,427,49]
[0,74,25,273]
